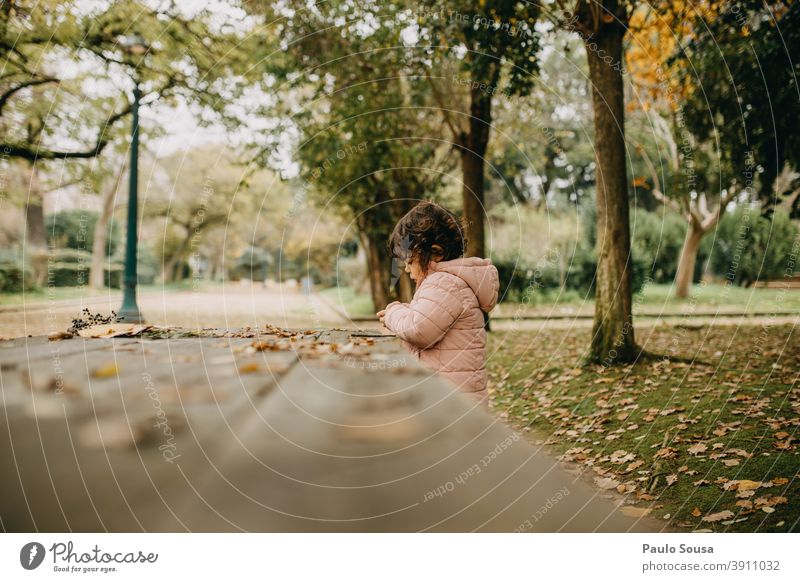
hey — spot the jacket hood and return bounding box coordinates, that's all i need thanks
[430,257,499,312]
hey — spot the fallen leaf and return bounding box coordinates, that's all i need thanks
[610,450,635,464]
[691,507,702,517]
[595,476,621,490]
[78,324,150,338]
[623,460,644,473]
[688,443,708,455]
[655,447,677,459]
[703,510,735,523]
[92,363,119,378]
[238,362,260,374]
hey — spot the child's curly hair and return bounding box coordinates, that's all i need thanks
[388,201,467,272]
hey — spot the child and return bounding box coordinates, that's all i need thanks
[377,201,499,406]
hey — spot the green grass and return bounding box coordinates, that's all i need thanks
[495,282,800,316]
[486,324,800,532]
[634,282,800,313]
[320,286,375,318]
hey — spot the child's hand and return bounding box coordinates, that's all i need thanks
[376,309,386,324]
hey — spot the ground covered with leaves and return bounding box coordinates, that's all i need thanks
[486,322,800,532]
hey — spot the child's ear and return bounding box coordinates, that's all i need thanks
[431,244,444,261]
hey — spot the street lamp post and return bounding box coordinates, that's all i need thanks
[118,35,148,323]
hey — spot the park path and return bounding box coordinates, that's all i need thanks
[0,327,669,532]
[0,283,347,338]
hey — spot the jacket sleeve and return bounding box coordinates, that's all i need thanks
[382,274,464,349]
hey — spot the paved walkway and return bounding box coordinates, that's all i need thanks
[0,284,346,338]
[0,326,668,532]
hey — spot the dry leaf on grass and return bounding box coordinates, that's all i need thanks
[687,443,708,455]
[654,447,677,459]
[702,510,735,523]
[610,450,635,464]
[623,460,644,473]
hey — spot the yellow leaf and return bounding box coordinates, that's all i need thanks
[93,363,119,378]
[238,362,260,374]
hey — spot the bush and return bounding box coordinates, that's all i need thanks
[493,243,648,303]
[492,254,563,303]
[232,246,273,281]
[47,249,91,287]
[0,254,36,293]
[631,209,690,284]
[335,255,368,294]
[46,209,120,256]
[565,242,649,296]
[709,207,799,286]
[135,246,158,286]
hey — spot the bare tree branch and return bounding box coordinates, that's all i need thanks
[424,73,465,146]
[0,76,59,115]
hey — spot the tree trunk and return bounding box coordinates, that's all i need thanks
[360,230,391,310]
[398,271,413,303]
[461,85,492,258]
[90,161,126,289]
[163,234,192,283]
[674,222,704,299]
[585,23,637,364]
[24,199,47,250]
[24,164,48,287]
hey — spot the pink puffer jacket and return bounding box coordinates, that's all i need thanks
[383,257,500,405]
